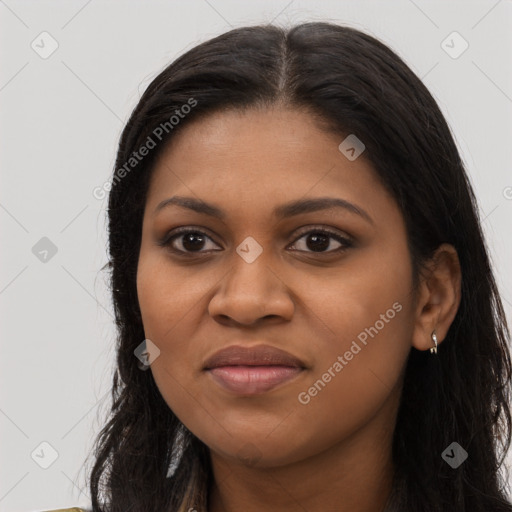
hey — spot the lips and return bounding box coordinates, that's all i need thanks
[203,344,306,395]
[203,344,306,370]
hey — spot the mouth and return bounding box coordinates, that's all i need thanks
[206,365,304,394]
[203,344,307,395]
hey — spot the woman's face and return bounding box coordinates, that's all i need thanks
[137,107,417,467]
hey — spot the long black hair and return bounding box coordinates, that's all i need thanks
[85,22,512,511]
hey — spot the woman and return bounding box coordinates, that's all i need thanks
[74,21,512,511]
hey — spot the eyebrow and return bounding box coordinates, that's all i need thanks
[154,195,374,225]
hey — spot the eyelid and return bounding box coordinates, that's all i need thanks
[290,225,353,244]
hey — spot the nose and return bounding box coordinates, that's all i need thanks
[208,252,295,327]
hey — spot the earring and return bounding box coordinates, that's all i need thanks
[430,330,438,354]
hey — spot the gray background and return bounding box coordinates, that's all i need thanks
[1,0,511,510]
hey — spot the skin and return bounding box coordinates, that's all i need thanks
[136,106,462,512]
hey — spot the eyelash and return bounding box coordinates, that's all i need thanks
[158,226,354,257]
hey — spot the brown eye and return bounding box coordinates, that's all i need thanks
[159,228,222,255]
[289,228,353,254]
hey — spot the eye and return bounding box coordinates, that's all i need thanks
[159,226,353,257]
[159,227,221,255]
[288,227,353,254]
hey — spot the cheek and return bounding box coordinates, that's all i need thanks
[305,238,412,354]
[136,251,218,404]
[136,254,196,383]
[281,310,411,465]
[290,248,413,437]
[136,251,202,340]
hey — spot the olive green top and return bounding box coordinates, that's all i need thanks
[42,508,88,512]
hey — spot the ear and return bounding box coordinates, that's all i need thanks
[411,243,462,352]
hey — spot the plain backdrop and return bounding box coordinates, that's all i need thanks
[1,0,511,510]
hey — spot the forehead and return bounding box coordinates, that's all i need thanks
[145,107,394,221]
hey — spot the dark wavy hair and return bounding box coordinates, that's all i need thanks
[84,22,512,511]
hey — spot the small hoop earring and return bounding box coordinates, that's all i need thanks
[430,330,438,354]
